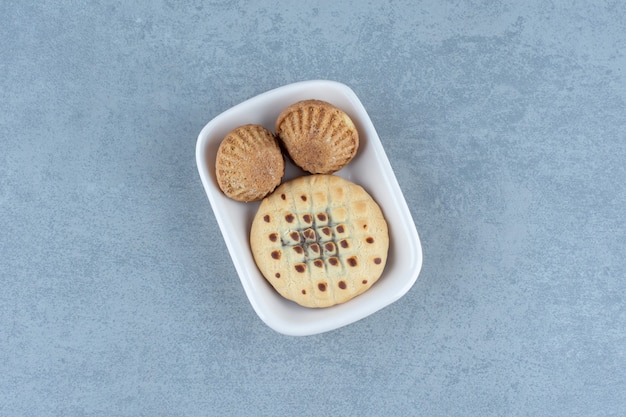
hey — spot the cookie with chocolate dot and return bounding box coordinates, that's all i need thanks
[250,174,389,308]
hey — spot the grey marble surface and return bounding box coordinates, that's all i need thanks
[1,1,625,416]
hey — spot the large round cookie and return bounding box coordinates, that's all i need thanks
[250,174,389,308]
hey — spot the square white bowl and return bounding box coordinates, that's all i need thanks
[196,80,422,336]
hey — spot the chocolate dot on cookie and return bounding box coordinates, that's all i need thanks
[263,215,271,223]
[275,273,280,278]
[293,246,304,254]
[373,257,382,264]
[285,213,295,223]
[303,228,316,241]
[347,256,358,267]
[328,257,339,266]
[340,239,349,248]
[317,213,327,221]
[336,225,345,233]
[301,289,306,294]
[295,264,306,273]
[269,233,278,242]
[303,214,312,223]
[309,243,320,254]
[362,279,368,284]
[290,231,300,242]
[318,282,327,292]
[314,259,324,268]
[301,195,307,201]
[271,250,281,260]
[338,280,347,289]
[366,237,374,244]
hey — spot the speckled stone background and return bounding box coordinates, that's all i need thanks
[1,1,625,416]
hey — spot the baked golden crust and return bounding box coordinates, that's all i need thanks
[215,124,284,202]
[275,100,359,174]
[250,174,388,308]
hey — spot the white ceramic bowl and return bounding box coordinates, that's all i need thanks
[196,80,422,336]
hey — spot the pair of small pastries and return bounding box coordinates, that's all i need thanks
[275,100,359,174]
[215,124,284,202]
[250,174,389,308]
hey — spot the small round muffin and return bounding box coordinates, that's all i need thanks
[250,174,389,308]
[215,124,284,202]
[275,100,359,174]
